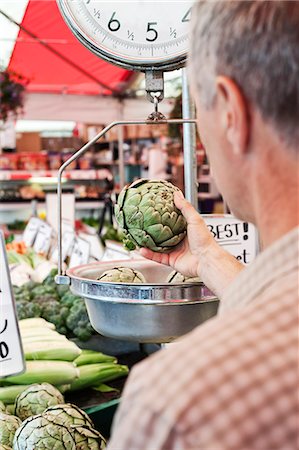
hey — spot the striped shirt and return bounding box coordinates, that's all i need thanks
[107,227,299,450]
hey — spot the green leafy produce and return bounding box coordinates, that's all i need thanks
[97,267,146,283]
[0,403,6,414]
[31,285,58,300]
[13,415,76,450]
[43,403,94,428]
[13,414,106,450]
[0,412,21,447]
[39,301,69,335]
[73,350,116,366]
[2,361,79,386]
[66,299,94,342]
[69,363,129,391]
[0,386,30,405]
[60,292,79,308]
[115,179,187,252]
[67,425,106,450]
[0,443,12,449]
[15,383,64,421]
[167,270,201,283]
[16,301,41,321]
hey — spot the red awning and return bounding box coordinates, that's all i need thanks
[7,0,134,96]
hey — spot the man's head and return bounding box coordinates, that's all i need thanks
[189,1,299,222]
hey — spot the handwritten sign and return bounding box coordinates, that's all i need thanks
[202,215,259,264]
[33,222,53,255]
[69,237,90,268]
[23,217,44,247]
[0,231,25,378]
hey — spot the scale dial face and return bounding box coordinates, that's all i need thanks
[58,0,194,71]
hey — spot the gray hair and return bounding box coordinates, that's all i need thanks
[189,0,299,149]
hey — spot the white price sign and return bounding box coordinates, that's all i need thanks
[23,217,44,247]
[33,222,53,255]
[202,215,259,264]
[69,237,90,268]
[0,232,25,378]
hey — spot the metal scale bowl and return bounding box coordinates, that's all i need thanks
[67,259,218,343]
[56,0,219,344]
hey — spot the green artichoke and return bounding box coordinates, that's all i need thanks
[15,383,64,421]
[0,402,6,414]
[97,267,146,283]
[43,404,94,428]
[13,415,76,450]
[0,412,21,447]
[68,425,105,450]
[167,270,201,283]
[115,179,187,253]
[13,414,106,450]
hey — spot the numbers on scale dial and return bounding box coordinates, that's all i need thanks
[61,1,193,67]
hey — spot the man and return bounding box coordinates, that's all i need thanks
[107,2,298,449]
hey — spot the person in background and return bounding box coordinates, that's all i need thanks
[107,2,298,449]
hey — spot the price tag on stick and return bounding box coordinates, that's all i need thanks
[0,231,25,378]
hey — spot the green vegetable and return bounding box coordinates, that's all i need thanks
[67,425,105,449]
[39,301,69,335]
[0,443,12,449]
[13,414,106,450]
[69,363,129,391]
[0,413,21,447]
[23,340,81,362]
[19,318,55,330]
[15,383,64,421]
[4,405,14,415]
[2,361,79,386]
[0,386,30,405]
[31,284,58,300]
[13,415,76,450]
[115,179,187,252]
[66,299,94,341]
[43,403,94,427]
[73,350,116,366]
[16,301,41,321]
[0,403,5,414]
[97,267,146,283]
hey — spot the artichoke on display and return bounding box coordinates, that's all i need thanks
[0,402,6,414]
[43,403,94,428]
[68,425,105,450]
[97,267,146,283]
[115,179,187,253]
[13,415,76,450]
[15,383,64,421]
[167,270,201,283]
[0,412,21,447]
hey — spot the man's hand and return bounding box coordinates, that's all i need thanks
[140,191,244,299]
[140,191,215,278]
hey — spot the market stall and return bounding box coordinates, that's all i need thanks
[0,1,259,448]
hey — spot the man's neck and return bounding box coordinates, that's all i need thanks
[252,149,299,250]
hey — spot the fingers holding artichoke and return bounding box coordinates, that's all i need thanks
[115,179,187,253]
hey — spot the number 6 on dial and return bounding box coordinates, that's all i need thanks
[58,0,193,71]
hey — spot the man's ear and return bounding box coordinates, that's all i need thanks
[216,76,250,156]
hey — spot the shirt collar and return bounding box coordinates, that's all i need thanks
[219,226,299,313]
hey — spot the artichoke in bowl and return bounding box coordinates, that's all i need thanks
[115,179,187,253]
[167,270,201,283]
[15,383,64,421]
[97,267,146,283]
